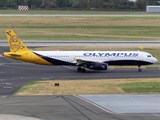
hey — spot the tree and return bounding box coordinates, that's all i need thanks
[27,0,31,8]
[0,0,7,7]
[135,0,146,9]
[6,0,16,8]
[42,0,57,8]
[31,0,42,8]
[56,0,70,8]
[146,0,160,5]
[90,0,103,8]
[80,0,90,8]
[15,0,25,5]
[72,0,82,8]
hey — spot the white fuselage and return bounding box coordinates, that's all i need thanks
[32,51,157,66]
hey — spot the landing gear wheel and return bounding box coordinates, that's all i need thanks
[77,67,82,72]
[138,69,142,72]
[81,68,86,73]
[138,65,142,72]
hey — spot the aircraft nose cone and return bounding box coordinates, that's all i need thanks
[153,57,158,63]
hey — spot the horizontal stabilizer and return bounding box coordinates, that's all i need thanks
[9,53,21,56]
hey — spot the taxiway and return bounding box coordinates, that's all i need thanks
[1,45,160,120]
[0,63,160,95]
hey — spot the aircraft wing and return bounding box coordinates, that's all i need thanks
[76,59,105,66]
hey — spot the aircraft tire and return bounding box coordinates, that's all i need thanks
[138,69,142,72]
[77,67,82,72]
[81,68,86,73]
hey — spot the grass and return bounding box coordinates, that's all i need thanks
[119,82,160,93]
[14,78,160,95]
[1,16,160,40]
[14,81,38,95]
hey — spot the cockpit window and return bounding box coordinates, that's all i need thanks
[147,55,151,57]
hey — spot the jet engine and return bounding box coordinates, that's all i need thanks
[89,63,108,70]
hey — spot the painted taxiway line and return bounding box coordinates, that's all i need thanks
[41,78,50,80]
[3,87,13,89]
[2,83,11,85]
[62,65,74,69]
[0,79,8,82]
[0,114,43,120]
[74,95,117,114]
[0,96,7,98]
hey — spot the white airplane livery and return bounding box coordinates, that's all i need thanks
[3,30,158,72]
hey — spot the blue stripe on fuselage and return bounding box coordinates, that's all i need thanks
[33,52,75,65]
[106,60,152,66]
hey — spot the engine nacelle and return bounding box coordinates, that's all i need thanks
[89,63,108,70]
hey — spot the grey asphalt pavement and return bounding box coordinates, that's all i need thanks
[80,94,160,114]
[0,95,160,120]
[0,63,160,95]
[1,45,160,120]
[0,41,160,46]
[1,14,160,17]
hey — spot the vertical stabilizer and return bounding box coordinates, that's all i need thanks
[6,30,29,52]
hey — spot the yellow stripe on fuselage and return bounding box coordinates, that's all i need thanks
[3,51,52,65]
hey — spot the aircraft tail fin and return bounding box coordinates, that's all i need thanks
[6,30,29,53]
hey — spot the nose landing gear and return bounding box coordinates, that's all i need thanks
[138,65,142,72]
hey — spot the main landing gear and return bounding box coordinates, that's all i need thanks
[77,67,86,73]
[138,65,142,72]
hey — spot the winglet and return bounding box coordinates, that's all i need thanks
[73,57,77,61]
[6,30,29,52]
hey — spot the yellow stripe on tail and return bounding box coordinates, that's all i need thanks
[6,30,29,52]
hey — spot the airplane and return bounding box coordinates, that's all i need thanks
[3,30,158,73]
